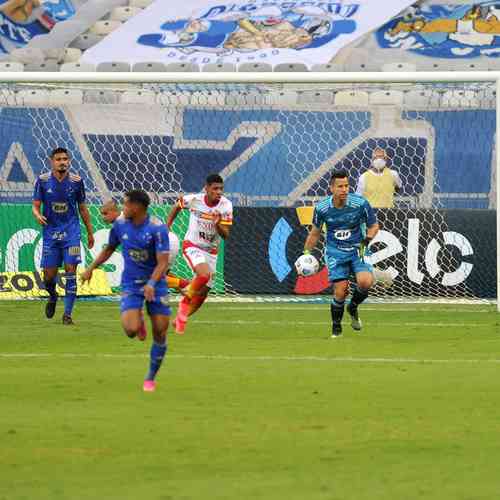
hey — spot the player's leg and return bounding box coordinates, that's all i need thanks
[41,238,62,319]
[175,247,211,334]
[331,279,349,338]
[348,260,375,331]
[165,233,190,292]
[61,242,82,325]
[175,262,210,334]
[326,253,350,338]
[120,297,144,339]
[185,251,216,317]
[166,274,190,291]
[143,293,171,392]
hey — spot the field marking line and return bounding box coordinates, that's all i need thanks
[1,352,500,364]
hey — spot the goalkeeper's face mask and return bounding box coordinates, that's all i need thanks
[372,158,386,171]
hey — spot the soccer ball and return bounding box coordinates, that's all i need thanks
[295,254,320,277]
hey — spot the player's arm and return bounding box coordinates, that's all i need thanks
[32,177,47,225]
[359,199,379,258]
[304,204,325,254]
[78,202,94,249]
[144,226,170,301]
[167,196,187,228]
[144,252,170,302]
[213,211,232,239]
[32,200,47,226]
[76,180,94,248]
[365,222,379,242]
[80,242,118,283]
[304,224,321,254]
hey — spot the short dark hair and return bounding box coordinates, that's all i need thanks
[124,189,150,209]
[206,173,224,185]
[330,169,349,184]
[50,147,69,158]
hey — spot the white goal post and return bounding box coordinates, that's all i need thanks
[0,72,498,310]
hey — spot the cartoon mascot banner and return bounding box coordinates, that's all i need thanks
[378,1,500,59]
[82,0,416,68]
[0,0,76,54]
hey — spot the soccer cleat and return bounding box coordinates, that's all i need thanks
[174,316,186,335]
[45,297,57,319]
[331,323,342,338]
[143,380,156,392]
[62,314,74,325]
[137,310,147,341]
[174,299,189,335]
[347,303,362,331]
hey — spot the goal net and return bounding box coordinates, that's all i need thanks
[0,80,496,303]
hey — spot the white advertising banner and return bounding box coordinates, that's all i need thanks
[82,0,416,69]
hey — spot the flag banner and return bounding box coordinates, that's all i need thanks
[376,1,500,60]
[0,0,76,54]
[82,0,416,69]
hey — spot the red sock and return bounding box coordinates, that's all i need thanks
[188,294,208,316]
[186,275,209,299]
[179,278,190,289]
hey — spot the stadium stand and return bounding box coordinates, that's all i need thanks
[2,1,499,72]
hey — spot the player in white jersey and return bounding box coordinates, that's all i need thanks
[166,174,233,334]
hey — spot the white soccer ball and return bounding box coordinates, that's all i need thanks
[295,254,320,277]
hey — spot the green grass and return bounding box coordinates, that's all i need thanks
[0,300,499,500]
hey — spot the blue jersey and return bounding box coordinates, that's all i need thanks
[312,193,377,252]
[108,216,170,293]
[33,172,85,241]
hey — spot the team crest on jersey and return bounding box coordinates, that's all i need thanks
[377,2,500,59]
[136,0,357,62]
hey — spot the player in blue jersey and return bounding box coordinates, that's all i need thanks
[301,170,379,338]
[81,190,171,392]
[32,147,94,325]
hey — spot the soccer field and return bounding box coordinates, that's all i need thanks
[1,300,499,500]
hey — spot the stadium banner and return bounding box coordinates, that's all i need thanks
[81,0,416,69]
[376,2,500,60]
[0,0,76,54]
[0,269,111,299]
[225,208,497,298]
[0,204,226,297]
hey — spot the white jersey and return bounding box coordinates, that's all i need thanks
[179,192,233,254]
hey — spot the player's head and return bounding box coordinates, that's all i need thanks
[123,190,150,219]
[100,200,121,224]
[205,173,224,203]
[371,148,388,171]
[49,147,70,174]
[329,169,349,201]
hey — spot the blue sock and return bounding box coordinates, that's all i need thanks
[44,278,57,300]
[146,341,167,381]
[63,272,77,316]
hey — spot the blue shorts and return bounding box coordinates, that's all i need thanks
[41,238,81,269]
[120,289,171,317]
[326,248,373,283]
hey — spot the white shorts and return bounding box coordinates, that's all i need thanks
[183,245,217,288]
[168,232,180,268]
